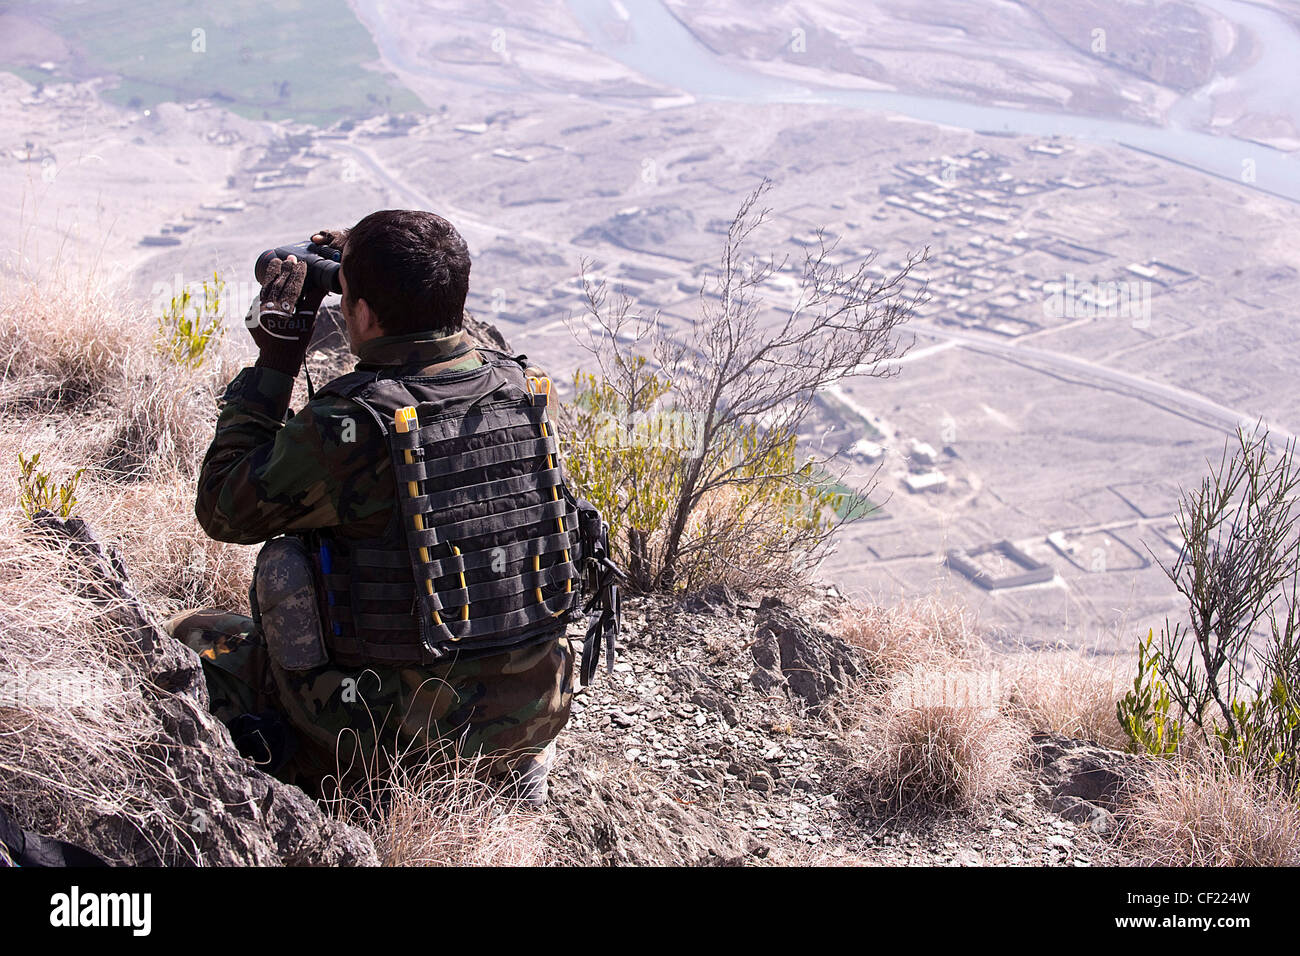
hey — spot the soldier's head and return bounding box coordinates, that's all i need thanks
[339,209,471,352]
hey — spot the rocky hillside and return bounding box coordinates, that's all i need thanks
[11,515,1144,866]
[0,300,1161,867]
[549,589,1138,866]
[27,517,1150,867]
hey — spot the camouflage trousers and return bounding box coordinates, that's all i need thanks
[164,609,574,799]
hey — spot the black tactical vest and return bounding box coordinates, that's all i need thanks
[307,347,581,668]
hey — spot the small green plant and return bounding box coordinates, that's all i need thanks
[1223,675,1300,785]
[1118,629,1183,757]
[565,363,679,589]
[158,272,225,369]
[16,452,85,519]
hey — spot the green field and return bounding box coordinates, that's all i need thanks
[815,390,885,443]
[4,0,423,126]
[807,469,883,521]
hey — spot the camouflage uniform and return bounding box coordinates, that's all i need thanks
[174,330,575,797]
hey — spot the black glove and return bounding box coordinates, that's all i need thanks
[247,254,325,376]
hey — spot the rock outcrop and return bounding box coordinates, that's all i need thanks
[748,597,862,709]
[27,515,378,867]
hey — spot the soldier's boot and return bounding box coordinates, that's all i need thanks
[163,609,265,722]
[504,740,556,807]
[162,608,298,773]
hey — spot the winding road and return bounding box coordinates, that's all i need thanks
[907,321,1295,445]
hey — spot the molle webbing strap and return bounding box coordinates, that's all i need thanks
[341,561,577,618]
[375,531,576,580]
[392,434,558,482]
[406,498,568,549]
[388,402,549,447]
[399,467,563,516]
[341,581,414,601]
[437,590,575,641]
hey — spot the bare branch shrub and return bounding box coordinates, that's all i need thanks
[564,178,924,592]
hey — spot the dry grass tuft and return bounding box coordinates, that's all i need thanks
[836,596,985,683]
[841,693,1027,817]
[832,596,1030,817]
[81,473,255,615]
[332,748,562,867]
[0,366,252,620]
[1003,651,1130,749]
[1118,755,1300,866]
[98,367,225,481]
[0,277,148,409]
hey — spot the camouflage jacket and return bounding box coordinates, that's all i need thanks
[196,330,483,545]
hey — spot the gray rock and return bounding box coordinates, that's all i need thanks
[1031,733,1148,840]
[691,688,739,726]
[748,599,862,708]
[550,754,758,866]
[1050,794,1117,833]
[1031,733,1147,808]
[462,311,510,351]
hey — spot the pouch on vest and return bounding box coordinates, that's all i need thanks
[251,536,330,671]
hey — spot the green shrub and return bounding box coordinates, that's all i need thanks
[158,272,225,369]
[1120,427,1300,791]
[1117,629,1183,757]
[16,452,84,519]
[564,362,842,593]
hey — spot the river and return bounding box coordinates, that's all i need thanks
[563,0,1300,203]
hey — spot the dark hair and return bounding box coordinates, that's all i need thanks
[342,209,470,335]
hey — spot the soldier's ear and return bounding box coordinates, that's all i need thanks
[357,298,382,337]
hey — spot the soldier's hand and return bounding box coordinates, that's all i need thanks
[247,254,325,376]
[310,227,349,253]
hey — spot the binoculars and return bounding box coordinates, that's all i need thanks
[254,240,343,296]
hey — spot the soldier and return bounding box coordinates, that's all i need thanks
[167,210,580,804]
